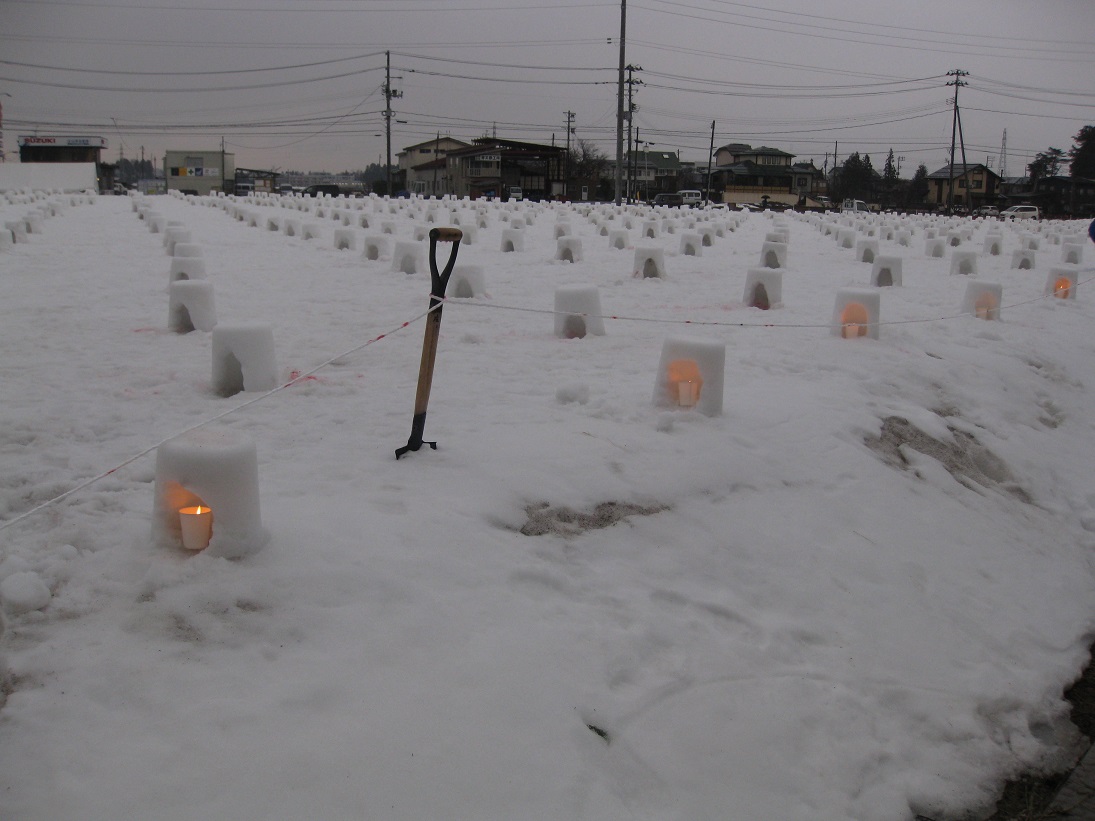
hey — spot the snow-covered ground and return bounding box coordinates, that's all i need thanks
[1,190,1094,820]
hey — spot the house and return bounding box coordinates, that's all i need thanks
[398,137,471,198]
[164,149,236,196]
[1016,175,1095,218]
[17,135,111,192]
[926,163,1001,210]
[710,143,811,206]
[445,138,566,201]
[625,149,681,201]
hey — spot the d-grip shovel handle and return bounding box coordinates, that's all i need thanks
[395,226,464,459]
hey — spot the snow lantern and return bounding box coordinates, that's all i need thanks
[459,225,477,245]
[333,228,356,251]
[1062,243,1084,265]
[870,256,903,287]
[169,280,217,333]
[961,281,1002,320]
[608,229,629,250]
[153,426,267,557]
[836,229,857,250]
[1019,233,1040,251]
[983,234,1003,256]
[362,234,389,261]
[554,285,605,339]
[1046,266,1078,300]
[555,236,584,263]
[390,241,425,274]
[832,288,881,339]
[500,228,525,253]
[924,238,946,258]
[949,250,979,276]
[856,239,879,264]
[554,222,573,239]
[679,232,703,257]
[265,215,281,232]
[653,337,725,416]
[633,247,667,279]
[301,223,321,240]
[283,219,301,238]
[641,220,660,239]
[449,265,488,299]
[743,268,782,310]
[163,228,192,255]
[895,229,912,247]
[168,256,207,283]
[760,241,788,269]
[1010,249,1036,270]
[945,229,963,247]
[211,324,278,397]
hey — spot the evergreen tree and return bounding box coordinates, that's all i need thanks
[1069,125,1095,179]
[1028,147,1065,183]
[906,164,930,207]
[883,149,899,188]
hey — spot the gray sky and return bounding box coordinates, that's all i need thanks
[2,0,1093,177]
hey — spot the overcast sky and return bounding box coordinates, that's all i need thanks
[2,0,1093,177]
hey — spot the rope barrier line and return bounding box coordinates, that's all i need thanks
[441,268,1095,331]
[0,304,438,535]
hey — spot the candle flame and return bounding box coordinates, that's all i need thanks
[195,506,205,514]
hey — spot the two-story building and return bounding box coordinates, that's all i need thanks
[711,143,813,206]
[398,137,471,198]
[926,163,1000,210]
[445,138,566,201]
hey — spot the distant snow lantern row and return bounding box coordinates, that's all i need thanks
[211,323,278,397]
[653,337,725,416]
[633,247,667,278]
[449,265,488,299]
[500,228,525,253]
[169,280,217,333]
[856,239,879,263]
[555,236,583,263]
[363,234,389,261]
[949,250,979,276]
[832,288,880,339]
[554,285,605,339]
[153,426,267,557]
[760,241,787,269]
[1046,266,1078,300]
[333,228,356,251]
[744,268,782,310]
[391,241,425,274]
[870,256,903,287]
[608,229,629,250]
[961,281,1002,320]
[983,234,1004,256]
[1062,243,1084,265]
[1010,249,1036,270]
[924,238,946,258]
[679,232,703,257]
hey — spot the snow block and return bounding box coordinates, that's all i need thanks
[172,242,203,259]
[1062,243,1084,265]
[641,220,660,239]
[1010,249,1036,270]
[333,228,356,251]
[554,222,573,239]
[169,280,217,333]
[362,234,389,261]
[500,228,525,253]
[760,241,788,269]
[301,223,321,240]
[283,219,301,237]
[679,232,703,257]
[961,281,1003,320]
[265,215,281,232]
[163,227,191,255]
[836,229,857,250]
[924,238,946,258]
[652,337,726,416]
[554,285,605,339]
[744,268,782,310]
[1046,266,1078,300]
[449,265,488,299]
[633,247,667,279]
[983,234,1003,256]
[870,255,903,287]
[211,323,277,397]
[855,239,879,263]
[153,426,267,558]
[608,229,629,250]
[391,241,425,274]
[555,236,583,263]
[949,250,979,276]
[832,288,881,340]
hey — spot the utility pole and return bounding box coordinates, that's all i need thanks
[565,110,575,200]
[614,0,626,205]
[999,129,1007,178]
[946,69,968,211]
[705,120,715,203]
[383,50,403,196]
[625,64,642,201]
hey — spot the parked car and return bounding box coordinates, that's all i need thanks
[303,184,341,198]
[651,193,684,207]
[841,199,871,214]
[678,190,704,207]
[1000,205,1040,221]
[974,206,999,218]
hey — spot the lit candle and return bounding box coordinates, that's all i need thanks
[179,505,213,551]
[842,323,861,339]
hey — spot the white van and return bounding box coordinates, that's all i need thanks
[1000,205,1040,221]
[841,199,870,214]
[678,190,704,208]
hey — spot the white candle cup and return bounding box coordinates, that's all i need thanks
[678,381,698,407]
[842,323,861,339]
[975,306,990,319]
[179,505,213,551]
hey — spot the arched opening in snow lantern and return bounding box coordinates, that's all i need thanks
[453,278,474,299]
[642,258,659,278]
[218,352,245,397]
[667,358,703,407]
[764,250,780,269]
[563,314,587,339]
[974,292,998,319]
[1064,247,1082,264]
[397,253,417,274]
[1054,276,1072,299]
[1019,258,1032,270]
[957,257,975,276]
[751,283,770,310]
[172,304,196,334]
[840,302,870,338]
[502,239,516,252]
[862,247,875,263]
[560,247,574,262]
[876,267,893,287]
[987,240,1001,256]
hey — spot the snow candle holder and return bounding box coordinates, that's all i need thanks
[211,324,277,397]
[832,288,881,340]
[153,426,267,558]
[1046,266,1078,300]
[652,337,725,416]
[870,256,903,287]
[961,281,1003,320]
[743,268,782,310]
[554,285,605,339]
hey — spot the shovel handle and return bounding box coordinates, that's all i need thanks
[430,227,463,243]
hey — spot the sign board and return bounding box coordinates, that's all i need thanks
[18,136,108,149]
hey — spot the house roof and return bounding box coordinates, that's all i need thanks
[624,150,680,171]
[927,163,999,180]
[721,160,794,178]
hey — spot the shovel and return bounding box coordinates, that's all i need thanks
[395,226,463,459]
